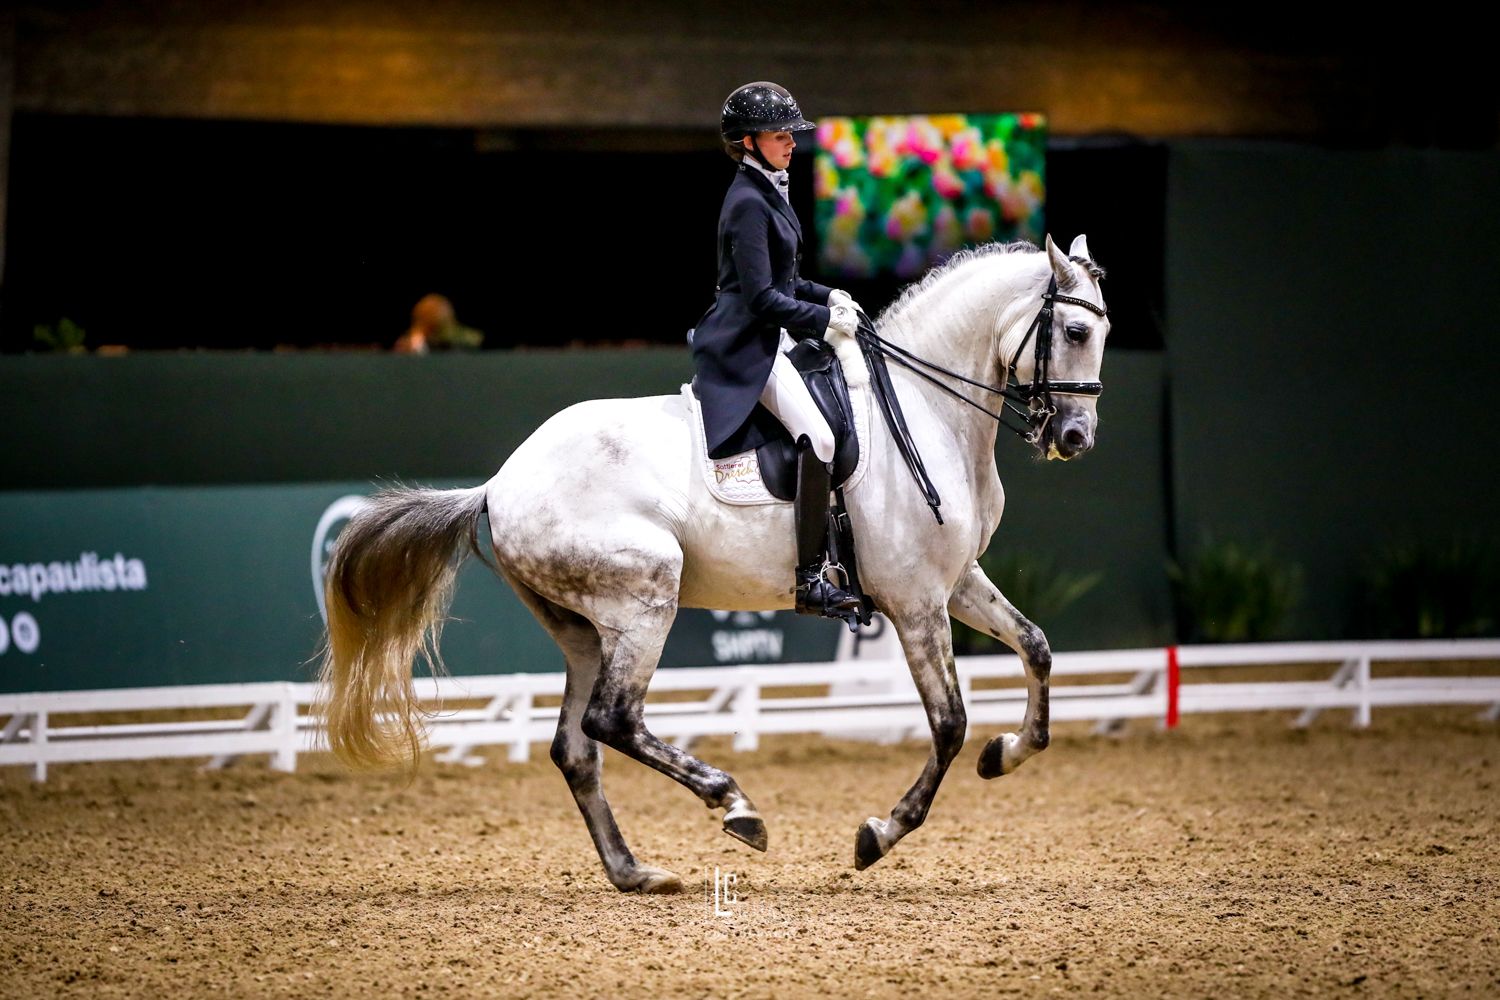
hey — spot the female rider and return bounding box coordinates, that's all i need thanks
[690,81,865,623]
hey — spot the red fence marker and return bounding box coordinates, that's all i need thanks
[1165,645,1180,729]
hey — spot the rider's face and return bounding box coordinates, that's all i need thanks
[744,131,795,170]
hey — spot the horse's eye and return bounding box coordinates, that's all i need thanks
[1065,324,1090,344]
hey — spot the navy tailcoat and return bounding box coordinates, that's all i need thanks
[691,164,833,458]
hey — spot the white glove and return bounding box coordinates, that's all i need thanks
[826,303,859,338]
[828,288,864,315]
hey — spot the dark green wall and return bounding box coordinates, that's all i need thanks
[0,482,851,692]
[0,347,1173,666]
[987,352,1173,650]
[0,350,694,489]
[1165,142,1500,637]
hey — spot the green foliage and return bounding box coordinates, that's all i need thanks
[32,317,87,353]
[1168,538,1302,643]
[1359,538,1498,638]
[430,322,484,350]
[952,549,1102,655]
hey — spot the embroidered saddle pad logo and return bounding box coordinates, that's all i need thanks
[680,389,779,504]
[711,451,775,503]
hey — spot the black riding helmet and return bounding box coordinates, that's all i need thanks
[721,81,816,170]
[721,81,817,140]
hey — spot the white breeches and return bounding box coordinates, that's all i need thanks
[759,350,836,463]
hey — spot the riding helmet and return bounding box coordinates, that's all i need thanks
[720,82,817,141]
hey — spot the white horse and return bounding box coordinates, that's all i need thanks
[319,234,1109,893]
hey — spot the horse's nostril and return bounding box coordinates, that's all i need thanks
[1062,426,1088,450]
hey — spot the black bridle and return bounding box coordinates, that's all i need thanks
[854,274,1108,523]
[857,274,1107,443]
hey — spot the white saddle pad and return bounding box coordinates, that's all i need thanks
[684,329,873,507]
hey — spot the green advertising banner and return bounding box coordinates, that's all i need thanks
[0,483,842,694]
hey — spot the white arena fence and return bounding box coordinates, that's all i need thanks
[2,639,1498,782]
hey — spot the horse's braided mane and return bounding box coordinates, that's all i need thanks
[1069,255,1107,280]
[878,240,1105,323]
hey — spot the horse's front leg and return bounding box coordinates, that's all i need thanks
[947,560,1051,778]
[854,604,966,871]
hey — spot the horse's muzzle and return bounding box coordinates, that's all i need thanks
[1045,410,1095,461]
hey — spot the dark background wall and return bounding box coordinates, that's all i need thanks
[0,114,730,351]
[13,2,1492,141]
[2,1,1494,348]
[1165,142,1500,637]
[0,115,1167,353]
[0,2,1496,652]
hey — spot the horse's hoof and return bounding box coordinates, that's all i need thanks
[854,817,888,871]
[723,814,769,852]
[619,866,683,894]
[977,732,1019,779]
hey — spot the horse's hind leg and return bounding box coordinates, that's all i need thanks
[581,595,768,854]
[947,560,1051,778]
[502,571,681,893]
[853,603,967,871]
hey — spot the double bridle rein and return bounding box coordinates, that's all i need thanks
[854,274,1108,524]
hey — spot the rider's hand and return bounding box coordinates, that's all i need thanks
[829,288,865,317]
[826,303,859,338]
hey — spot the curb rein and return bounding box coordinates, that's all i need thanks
[854,275,1108,524]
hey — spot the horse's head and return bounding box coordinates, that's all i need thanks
[1012,234,1110,461]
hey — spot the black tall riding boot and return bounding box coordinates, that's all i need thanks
[793,442,863,620]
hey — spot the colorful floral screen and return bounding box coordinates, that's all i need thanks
[812,113,1046,280]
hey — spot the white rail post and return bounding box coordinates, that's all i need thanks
[272,685,297,772]
[438,691,515,765]
[508,691,534,763]
[1354,655,1371,728]
[32,711,47,783]
[1093,668,1159,735]
[1,712,27,742]
[732,670,759,752]
[672,685,736,752]
[205,702,274,771]
[1295,657,1358,729]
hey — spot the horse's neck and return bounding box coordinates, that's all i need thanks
[884,254,1045,385]
[879,255,1046,460]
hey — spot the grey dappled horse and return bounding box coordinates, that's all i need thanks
[318,234,1109,892]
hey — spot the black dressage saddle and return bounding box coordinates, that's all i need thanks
[693,336,859,499]
[752,336,859,500]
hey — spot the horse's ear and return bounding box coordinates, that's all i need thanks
[1045,234,1078,292]
[1068,234,1092,262]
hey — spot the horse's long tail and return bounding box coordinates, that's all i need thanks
[316,483,490,772]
